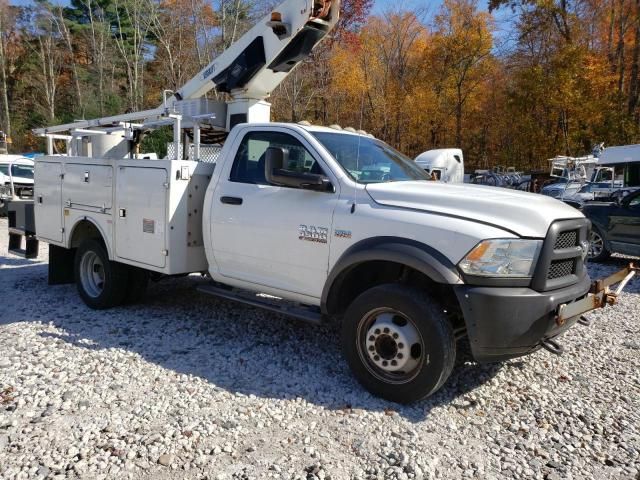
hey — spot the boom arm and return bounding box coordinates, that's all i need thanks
[34,0,340,136]
[176,0,340,102]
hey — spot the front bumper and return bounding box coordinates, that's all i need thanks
[454,275,592,363]
[455,263,638,363]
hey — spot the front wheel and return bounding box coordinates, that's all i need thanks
[341,284,456,403]
[75,239,129,309]
[588,226,611,263]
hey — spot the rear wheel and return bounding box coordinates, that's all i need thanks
[588,226,611,262]
[341,283,456,403]
[75,239,128,309]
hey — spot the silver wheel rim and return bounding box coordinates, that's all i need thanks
[588,230,604,259]
[356,308,425,384]
[80,251,105,298]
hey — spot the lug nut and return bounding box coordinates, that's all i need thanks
[392,333,399,339]
[369,335,375,341]
[368,345,374,351]
[374,355,380,361]
[391,360,397,366]
[374,329,380,335]
[397,353,403,359]
[382,361,388,367]
[383,327,390,333]
[398,343,404,349]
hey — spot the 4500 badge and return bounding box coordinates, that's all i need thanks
[298,225,328,244]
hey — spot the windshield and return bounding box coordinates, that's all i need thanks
[312,132,430,184]
[11,164,34,179]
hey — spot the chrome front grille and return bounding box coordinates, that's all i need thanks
[531,219,590,292]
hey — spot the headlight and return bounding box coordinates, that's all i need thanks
[459,239,543,278]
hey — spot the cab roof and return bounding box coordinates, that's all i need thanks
[0,155,34,166]
[599,144,640,165]
[242,122,372,137]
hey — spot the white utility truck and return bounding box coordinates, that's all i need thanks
[414,148,464,183]
[592,144,640,195]
[15,0,636,403]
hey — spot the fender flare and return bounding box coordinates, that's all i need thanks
[321,237,463,314]
[66,216,113,259]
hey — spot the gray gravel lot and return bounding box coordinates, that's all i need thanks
[0,217,639,480]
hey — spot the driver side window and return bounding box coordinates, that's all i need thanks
[629,194,640,208]
[230,131,323,185]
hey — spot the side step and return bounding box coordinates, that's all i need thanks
[7,199,38,259]
[198,284,323,325]
[8,227,39,259]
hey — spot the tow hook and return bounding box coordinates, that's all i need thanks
[556,263,638,325]
[578,315,591,327]
[540,338,564,356]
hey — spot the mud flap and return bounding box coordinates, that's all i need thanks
[48,244,76,285]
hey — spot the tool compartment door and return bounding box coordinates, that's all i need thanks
[34,161,63,243]
[63,163,113,211]
[115,166,168,268]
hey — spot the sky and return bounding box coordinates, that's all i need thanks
[8,0,517,45]
[371,0,517,46]
[372,0,491,14]
[9,0,495,12]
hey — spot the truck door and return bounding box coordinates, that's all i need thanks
[210,129,339,298]
[608,191,640,255]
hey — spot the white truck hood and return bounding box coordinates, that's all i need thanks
[365,181,584,238]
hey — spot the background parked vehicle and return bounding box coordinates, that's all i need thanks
[540,177,569,198]
[0,155,34,216]
[583,190,640,261]
[414,148,464,183]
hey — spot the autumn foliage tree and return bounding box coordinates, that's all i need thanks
[3,0,640,172]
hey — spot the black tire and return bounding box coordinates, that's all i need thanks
[74,239,129,309]
[341,283,456,403]
[588,225,611,263]
[124,266,149,304]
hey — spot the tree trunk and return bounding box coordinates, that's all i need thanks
[629,0,640,120]
[616,0,627,95]
[54,6,84,116]
[0,15,11,137]
[455,83,463,147]
[607,0,616,65]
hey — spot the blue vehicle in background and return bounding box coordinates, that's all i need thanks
[583,190,640,262]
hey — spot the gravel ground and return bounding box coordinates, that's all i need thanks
[0,217,639,480]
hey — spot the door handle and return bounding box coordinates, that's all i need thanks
[220,196,243,205]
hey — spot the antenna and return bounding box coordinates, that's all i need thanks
[351,93,366,214]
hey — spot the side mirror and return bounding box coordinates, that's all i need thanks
[265,146,287,184]
[265,146,333,192]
